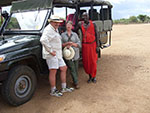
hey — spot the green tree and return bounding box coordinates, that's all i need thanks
[129,16,138,23]
[113,14,150,24]
[0,15,4,27]
[113,18,130,24]
[6,17,20,29]
[137,14,147,22]
[145,16,150,23]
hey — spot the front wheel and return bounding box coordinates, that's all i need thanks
[2,65,37,106]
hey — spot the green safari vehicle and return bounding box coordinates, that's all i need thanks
[0,0,113,106]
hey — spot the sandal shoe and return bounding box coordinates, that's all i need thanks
[74,84,80,89]
[87,74,92,83]
[92,77,97,83]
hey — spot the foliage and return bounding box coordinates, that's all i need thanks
[0,16,4,27]
[129,16,138,23]
[114,14,150,24]
[137,15,147,22]
[6,17,20,29]
[113,18,130,24]
[0,16,20,29]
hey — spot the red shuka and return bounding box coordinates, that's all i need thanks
[81,20,98,78]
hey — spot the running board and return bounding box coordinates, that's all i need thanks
[100,31,111,49]
[101,44,111,49]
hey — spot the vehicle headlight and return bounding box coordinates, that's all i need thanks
[0,55,6,62]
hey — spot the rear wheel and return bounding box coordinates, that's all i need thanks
[2,65,37,106]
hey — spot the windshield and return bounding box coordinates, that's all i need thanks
[5,10,48,31]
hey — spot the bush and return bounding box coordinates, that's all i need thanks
[114,14,150,24]
[0,16,4,27]
[129,16,138,23]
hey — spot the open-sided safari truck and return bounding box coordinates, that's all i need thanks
[0,0,113,106]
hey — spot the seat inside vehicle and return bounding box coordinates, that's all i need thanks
[89,9,99,21]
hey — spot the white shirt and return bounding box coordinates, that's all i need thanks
[40,24,62,59]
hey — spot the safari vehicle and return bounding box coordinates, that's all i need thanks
[0,0,113,106]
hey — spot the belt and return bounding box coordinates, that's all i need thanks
[82,40,96,44]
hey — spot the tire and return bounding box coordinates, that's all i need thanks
[2,65,37,106]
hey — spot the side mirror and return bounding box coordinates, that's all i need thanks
[2,11,9,20]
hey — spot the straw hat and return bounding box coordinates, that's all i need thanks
[48,15,63,23]
[63,47,75,60]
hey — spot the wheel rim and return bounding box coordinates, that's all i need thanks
[15,75,32,98]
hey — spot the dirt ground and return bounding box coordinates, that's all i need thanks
[0,24,150,113]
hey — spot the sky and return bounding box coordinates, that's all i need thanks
[2,0,150,20]
[108,0,150,19]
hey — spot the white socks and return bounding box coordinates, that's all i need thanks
[61,83,66,89]
[51,83,66,93]
[51,86,56,93]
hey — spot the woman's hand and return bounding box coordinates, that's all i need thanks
[64,42,78,48]
[67,42,73,45]
[66,45,71,48]
[71,43,78,47]
[63,42,72,47]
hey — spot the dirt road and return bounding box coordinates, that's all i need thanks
[0,24,150,113]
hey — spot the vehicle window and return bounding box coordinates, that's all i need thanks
[90,6,101,21]
[99,5,111,20]
[0,16,3,27]
[53,7,76,32]
[53,7,76,20]
[80,7,90,20]
[80,5,111,21]
[5,10,48,31]
[1,6,11,28]
[53,7,66,19]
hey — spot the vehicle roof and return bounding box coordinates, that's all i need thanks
[79,0,112,7]
[11,0,112,13]
[0,0,19,7]
[55,0,112,7]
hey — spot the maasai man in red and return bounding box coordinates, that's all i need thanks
[81,12,98,83]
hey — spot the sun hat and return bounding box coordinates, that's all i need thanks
[48,15,63,23]
[63,46,75,60]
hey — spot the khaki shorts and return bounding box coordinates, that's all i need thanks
[46,56,66,69]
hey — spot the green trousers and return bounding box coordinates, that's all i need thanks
[65,60,79,85]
